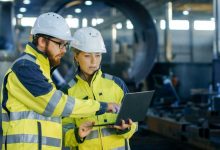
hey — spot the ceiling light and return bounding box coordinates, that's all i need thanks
[194,20,215,30]
[67,15,73,18]
[183,10,189,16]
[17,14,23,18]
[126,20,133,29]
[91,18,97,26]
[116,23,122,29]
[23,0,30,4]
[19,7,27,13]
[160,20,166,30]
[21,17,36,26]
[85,0,92,6]
[82,18,88,27]
[170,20,189,30]
[13,17,16,26]
[66,18,79,28]
[96,18,104,24]
[75,8,81,13]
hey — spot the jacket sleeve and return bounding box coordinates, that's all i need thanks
[64,129,78,147]
[64,127,87,148]
[116,122,138,139]
[63,117,89,148]
[62,117,79,148]
[9,59,107,117]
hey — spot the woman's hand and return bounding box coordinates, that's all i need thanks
[107,103,120,113]
[111,119,133,130]
[78,121,94,138]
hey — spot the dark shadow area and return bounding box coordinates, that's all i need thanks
[130,129,201,150]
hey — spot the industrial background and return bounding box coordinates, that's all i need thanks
[0,0,219,149]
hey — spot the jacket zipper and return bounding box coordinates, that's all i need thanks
[37,121,42,150]
[4,135,7,150]
[90,84,104,150]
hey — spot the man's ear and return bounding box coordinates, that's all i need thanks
[37,37,47,51]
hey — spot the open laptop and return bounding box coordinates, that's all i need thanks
[93,90,155,126]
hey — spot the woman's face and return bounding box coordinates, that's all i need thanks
[75,51,102,76]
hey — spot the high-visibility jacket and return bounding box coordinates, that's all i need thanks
[63,70,138,150]
[0,43,107,150]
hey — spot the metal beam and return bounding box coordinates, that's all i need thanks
[40,0,61,14]
[214,0,220,58]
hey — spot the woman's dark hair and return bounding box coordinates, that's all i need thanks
[73,48,81,55]
[72,48,82,65]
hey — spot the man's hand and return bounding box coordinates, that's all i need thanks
[78,121,94,138]
[107,102,120,113]
[112,119,133,130]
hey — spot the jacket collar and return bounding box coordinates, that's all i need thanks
[24,42,50,67]
[75,69,102,85]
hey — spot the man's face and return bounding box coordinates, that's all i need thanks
[45,38,68,67]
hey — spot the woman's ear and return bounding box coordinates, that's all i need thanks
[74,54,79,66]
[75,52,81,61]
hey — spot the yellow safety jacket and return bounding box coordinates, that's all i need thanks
[0,43,107,150]
[63,70,138,150]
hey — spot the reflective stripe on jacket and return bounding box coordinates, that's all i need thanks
[63,70,138,150]
[1,43,105,150]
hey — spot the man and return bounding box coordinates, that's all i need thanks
[0,12,118,150]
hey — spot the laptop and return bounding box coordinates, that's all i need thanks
[93,90,155,126]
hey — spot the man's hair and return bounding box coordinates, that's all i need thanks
[32,34,54,46]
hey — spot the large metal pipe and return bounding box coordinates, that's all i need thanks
[164,2,173,62]
[53,0,158,86]
[100,0,158,85]
[214,0,220,58]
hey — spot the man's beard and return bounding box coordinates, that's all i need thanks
[46,48,60,67]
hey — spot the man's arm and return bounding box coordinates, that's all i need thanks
[9,59,117,117]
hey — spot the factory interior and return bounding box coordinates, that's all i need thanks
[0,0,220,149]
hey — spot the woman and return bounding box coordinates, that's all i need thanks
[62,27,137,150]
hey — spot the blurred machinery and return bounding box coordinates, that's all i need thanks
[143,0,220,148]
[145,60,220,150]
[0,1,17,87]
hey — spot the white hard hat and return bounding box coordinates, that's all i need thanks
[31,12,73,41]
[71,27,106,53]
